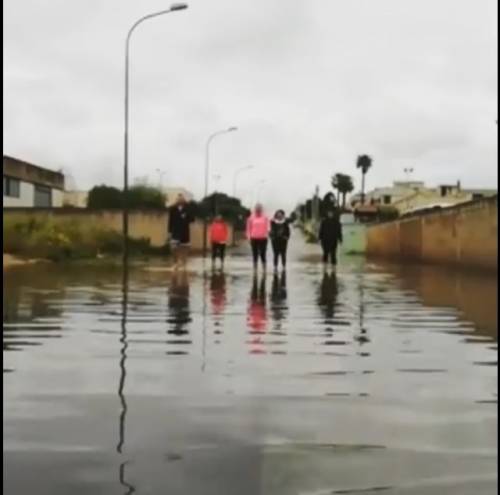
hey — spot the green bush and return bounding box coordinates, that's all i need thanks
[87,184,166,209]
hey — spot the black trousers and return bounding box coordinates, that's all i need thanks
[211,243,226,262]
[251,239,268,265]
[321,241,338,265]
[271,239,288,267]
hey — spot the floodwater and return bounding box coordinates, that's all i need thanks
[3,242,498,494]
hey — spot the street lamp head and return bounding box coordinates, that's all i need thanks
[228,126,238,132]
[170,3,188,12]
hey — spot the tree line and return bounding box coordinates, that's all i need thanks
[85,185,250,230]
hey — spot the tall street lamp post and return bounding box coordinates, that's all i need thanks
[123,3,188,260]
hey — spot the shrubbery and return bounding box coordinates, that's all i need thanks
[3,215,162,262]
[87,185,166,209]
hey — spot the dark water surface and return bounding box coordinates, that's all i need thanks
[3,248,497,494]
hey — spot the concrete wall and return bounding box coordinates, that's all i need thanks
[340,223,367,255]
[3,208,234,250]
[366,197,497,270]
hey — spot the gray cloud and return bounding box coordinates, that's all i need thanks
[4,0,498,212]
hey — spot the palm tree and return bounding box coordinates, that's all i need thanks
[331,173,355,209]
[331,174,342,204]
[356,155,373,205]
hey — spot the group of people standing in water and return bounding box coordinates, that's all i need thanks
[168,194,343,271]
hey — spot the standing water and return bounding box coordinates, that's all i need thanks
[3,242,497,494]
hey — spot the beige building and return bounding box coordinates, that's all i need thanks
[63,190,88,208]
[3,155,65,208]
[163,187,194,207]
[352,181,496,215]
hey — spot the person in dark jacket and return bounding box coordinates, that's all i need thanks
[270,210,291,271]
[318,209,342,267]
[168,194,194,270]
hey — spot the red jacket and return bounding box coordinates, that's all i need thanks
[209,221,229,244]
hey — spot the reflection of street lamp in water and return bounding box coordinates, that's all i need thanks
[117,262,136,493]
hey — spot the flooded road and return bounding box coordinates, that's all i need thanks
[3,243,497,494]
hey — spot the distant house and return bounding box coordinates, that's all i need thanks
[3,156,65,207]
[163,187,194,207]
[63,190,88,208]
[351,180,497,215]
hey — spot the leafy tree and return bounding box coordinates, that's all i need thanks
[87,185,123,209]
[126,185,166,209]
[356,155,373,204]
[87,184,166,209]
[196,193,250,230]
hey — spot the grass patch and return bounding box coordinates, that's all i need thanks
[3,215,170,262]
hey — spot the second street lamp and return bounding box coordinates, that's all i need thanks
[123,3,188,262]
[202,126,238,258]
[233,165,254,198]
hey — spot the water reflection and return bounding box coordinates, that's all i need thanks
[317,271,338,325]
[117,264,129,455]
[209,271,227,318]
[354,274,370,350]
[380,263,498,340]
[117,262,136,494]
[167,271,192,354]
[270,272,288,329]
[2,258,497,494]
[247,273,267,354]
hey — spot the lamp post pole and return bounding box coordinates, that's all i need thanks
[123,3,188,261]
[203,126,238,257]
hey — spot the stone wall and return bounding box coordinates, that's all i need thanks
[366,197,497,270]
[3,208,234,250]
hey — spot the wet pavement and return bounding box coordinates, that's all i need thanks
[3,238,498,494]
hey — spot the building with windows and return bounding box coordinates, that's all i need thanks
[351,180,497,215]
[3,156,65,207]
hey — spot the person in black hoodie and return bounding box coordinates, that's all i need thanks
[270,210,291,271]
[168,194,194,270]
[318,208,343,267]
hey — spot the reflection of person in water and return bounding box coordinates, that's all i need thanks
[209,271,227,317]
[270,271,288,328]
[317,271,338,324]
[167,271,191,338]
[247,273,267,354]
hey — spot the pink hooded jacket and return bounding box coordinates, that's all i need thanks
[246,214,270,240]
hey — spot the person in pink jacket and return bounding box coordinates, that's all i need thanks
[246,203,270,271]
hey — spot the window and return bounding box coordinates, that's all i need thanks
[383,195,392,205]
[3,176,20,198]
[34,185,52,207]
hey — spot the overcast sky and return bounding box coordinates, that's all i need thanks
[4,0,498,211]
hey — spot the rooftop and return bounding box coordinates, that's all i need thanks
[3,155,65,190]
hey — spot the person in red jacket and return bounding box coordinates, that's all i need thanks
[209,214,229,269]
